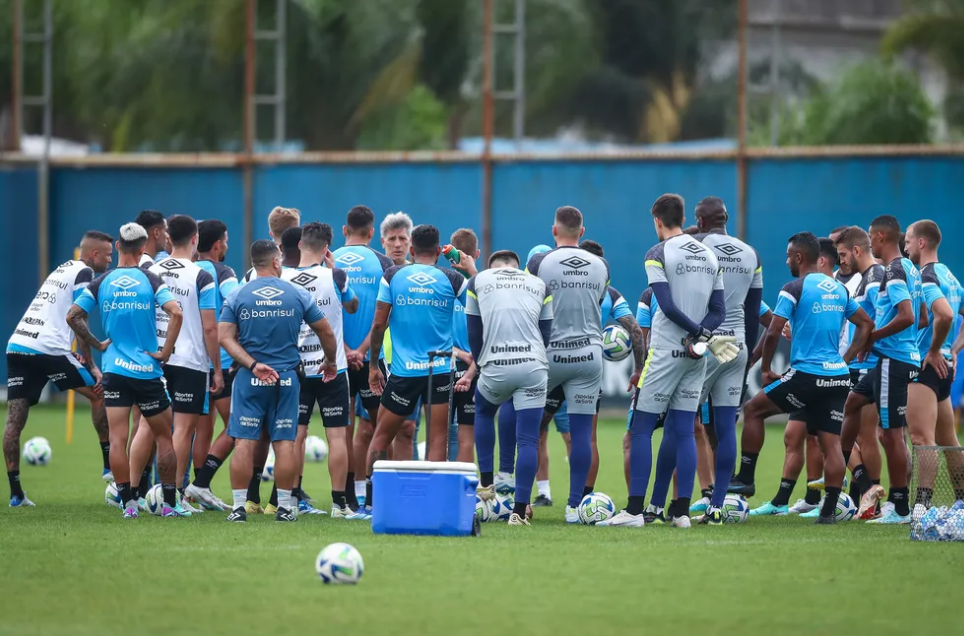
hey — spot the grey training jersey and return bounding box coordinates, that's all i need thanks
[465,268,553,368]
[694,231,762,344]
[526,246,609,349]
[645,234,723,349]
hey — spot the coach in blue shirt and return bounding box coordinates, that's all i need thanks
[219,239,338,523]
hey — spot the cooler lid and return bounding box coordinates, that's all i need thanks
[373,460,478,475]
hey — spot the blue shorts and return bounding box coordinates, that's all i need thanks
[228,368,300,442]
[553,402,569,433]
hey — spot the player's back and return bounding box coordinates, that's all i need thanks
[874,257,922,365]
[378,263,466,376]
[467,267,550,367]
[150,257,216,372]
[777,273,851,375]
[196,259,238,371]
[8,260,93,356]
[695,231,762,342]
[282,265,350,374]
[526,246,609,348]
[334,245,393,357]
[644,234,721,349]
[918,262,963,358]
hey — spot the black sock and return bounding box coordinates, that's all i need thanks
[582,485,593,498]
[513,502,528,517]
[848,479,862,504]
[269,484,278,507]
[297,475,305,498]
[701,487,713,500]
[955,487,964,503]
[345,472,358,507]
[480,471,493,488]
[365,478,373,508]
[674,498,690,518]
[820,486,841,518]
[668,499,678,518]
[332,490,347,509]
[843,450,852,466]
[626,495,645,516]
[177,487,184,497]
[8,470,23,498]
[247,470,263,504]
[915,487,934,509]
[852,464,873,493]
[891,487,910,516]
[736,452,759,483]
[137,466,153,498]
[119,482,134,504]
[161,483,177,507]
[100,442,111,471]
[806,487,822,505]
[772,478,796,507]
[193,455,222,489]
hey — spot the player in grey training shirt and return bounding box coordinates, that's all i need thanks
[465,250,553,525]
[525,206,609,522]
[602,194,728,528]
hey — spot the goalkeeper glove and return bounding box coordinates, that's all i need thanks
[681,329,712,359]
[707,335,740,364]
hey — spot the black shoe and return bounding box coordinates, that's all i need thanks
[699,507,724,525]
[643,505,666,524]
[275,507,298,522]
[532,494,553,507]
[814,514,836,525]
[226,507,247,523]
[727,478,755,497]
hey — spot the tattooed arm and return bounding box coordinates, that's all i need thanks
[616,314,645,391]
[66,305,110,353]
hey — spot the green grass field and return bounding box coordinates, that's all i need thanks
[2,404,963,636]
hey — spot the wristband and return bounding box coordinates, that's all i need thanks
[249,360,258,371]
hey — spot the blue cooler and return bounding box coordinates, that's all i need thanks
[371,461,479,536]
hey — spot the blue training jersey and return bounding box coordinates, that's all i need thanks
[197,259,239,371]
[873,257,922,366]
[453,302,470,353]
[847,264,884,370]
[636,288,653,329]
[601,286,632,325]
[74,267,176,380]
[918,262,962,360]
[333,245,394,360]
[760,300,771,317]
[376,263,467,377]
[773,272,858,376]
[220,276,325,372]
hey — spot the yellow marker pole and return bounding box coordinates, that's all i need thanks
[65,247,80,444]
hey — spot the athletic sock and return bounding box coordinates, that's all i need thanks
[119,482,134,505]
[513,502,528,517]
[674,497,690,518]
[582,485,593,498]
[247,470,263,504]
[666,409,697,510]
[161,483,177,507]
[915,487,934,509]
[955,487,964,503]
[649,420,679,509]
[292,486,302,503]
[7,470,23,498]
[628,411,662,511]
[736,451,759,484]
[852,464,873,493]
[820,486,841,518]
[475,392,498,481]
[806,487,822,505]
[566,413,593,508]
[354,480,366,499]
[345,472,358,507]
[99,442,111,471]
[710,406,738,507]
[891,487,910,516]
[513,407,542,506]
[332,490,347,509]
[497,399,517,474]
[269,484,278,507]
[137,466,153,498]
[627,495,645,516]
[193,455,222,489]
[277,488,292,512]
[365,477,373,508]
[701,488,713,500]
[232,489,247,510]
[537,480,551,498]
[480,471,494,487]
[772,478,796,507]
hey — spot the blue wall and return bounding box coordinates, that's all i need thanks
[1,155,963,384]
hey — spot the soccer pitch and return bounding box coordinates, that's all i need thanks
[2,405,962,636]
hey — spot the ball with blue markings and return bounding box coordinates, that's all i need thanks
[23,437,52,466]
[489,495,513,521]
[578,492,617,525]
[146,484,165,516]
[834,493,857,522]
[105,481,122,508]
[722,494,749,523]
[315,543,364,584]
[601,325,632,362]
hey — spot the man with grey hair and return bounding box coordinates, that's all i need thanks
[381,212,414,267]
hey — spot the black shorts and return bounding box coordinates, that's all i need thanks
[163,365,208,415]
[851,357,919,430]
[915,362,955,403]
[348,359,387,414]
[453,361,476,425]
[543,386,602,419]
[763,369,850,435]
[101,372,170,417]
[298,373,350,428]
[6,352,95,406]
[380,372,450,417]
[210,365,238,401]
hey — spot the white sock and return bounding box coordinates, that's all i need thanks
[233,489,247,510]
[497,471,513,482]
[355,480,367,498]
[278,489,292,511]
[537,480,551,498]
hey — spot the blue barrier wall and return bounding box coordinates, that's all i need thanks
[1,155,963,385]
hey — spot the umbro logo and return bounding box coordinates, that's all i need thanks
[497,270,524,278]
[110,275,140,290]
[252,286,285,300]
[679,242,705,255]
[817,279,838,293]
[158,259,185,271]
[407,271,438,287]
[560,256,591,270]
[336,252,364,266]
[290,273,317,287]
[714,243,743,257]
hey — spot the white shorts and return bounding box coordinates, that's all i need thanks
[546,343,603,415]
[700,346,749,408]
[476,358,548,411]
[635,346,707,414]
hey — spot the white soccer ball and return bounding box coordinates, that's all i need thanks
[146,484,165,516]
[578,492,617,525]
[23,437,52,466]
[489,495,513,521]
[261,449,275,481]
[722,494,749,523]
[315,542,364,584]
[105,481,122,508]
[602,325,632,362]
[305,436,328,463]
[475,495,493,522]
[834,493,857,522]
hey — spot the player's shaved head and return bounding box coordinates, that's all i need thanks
[909,220,941,248]
[694,196,728,230]
[80,231,114,273]
[81,230,113,247]
[580,240,604,258]
[118,222,148,255]
[786,231,820,277]
[554,206,584,239]
[251,239,281,269]
[488,250,520,268]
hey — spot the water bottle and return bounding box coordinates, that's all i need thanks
[442,244,468,277]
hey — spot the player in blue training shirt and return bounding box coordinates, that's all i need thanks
[219,240,338,523]
[741,232,873,524]
[904,221,964,511]
[67,223,186,519]
[841,216,922,524]
[364,225,469,509]
[447,228,482,463]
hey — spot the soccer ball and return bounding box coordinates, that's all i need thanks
[146,484,165,515]
[578,492,617,525]
[105,481,122,508]
[305,436,328,462]
[315,542,364,584]
[261,449,275,481]
[23,437,52,466]
[602,325,632,362]
[722,494,749,523]
[489,495,513,521]
[475,495,493,522]
[834,493,857,522]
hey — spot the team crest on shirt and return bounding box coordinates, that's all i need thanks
[407,271,438,287]
[336,252,364,266]
[110,275,140,291]
[714,243,743,256]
